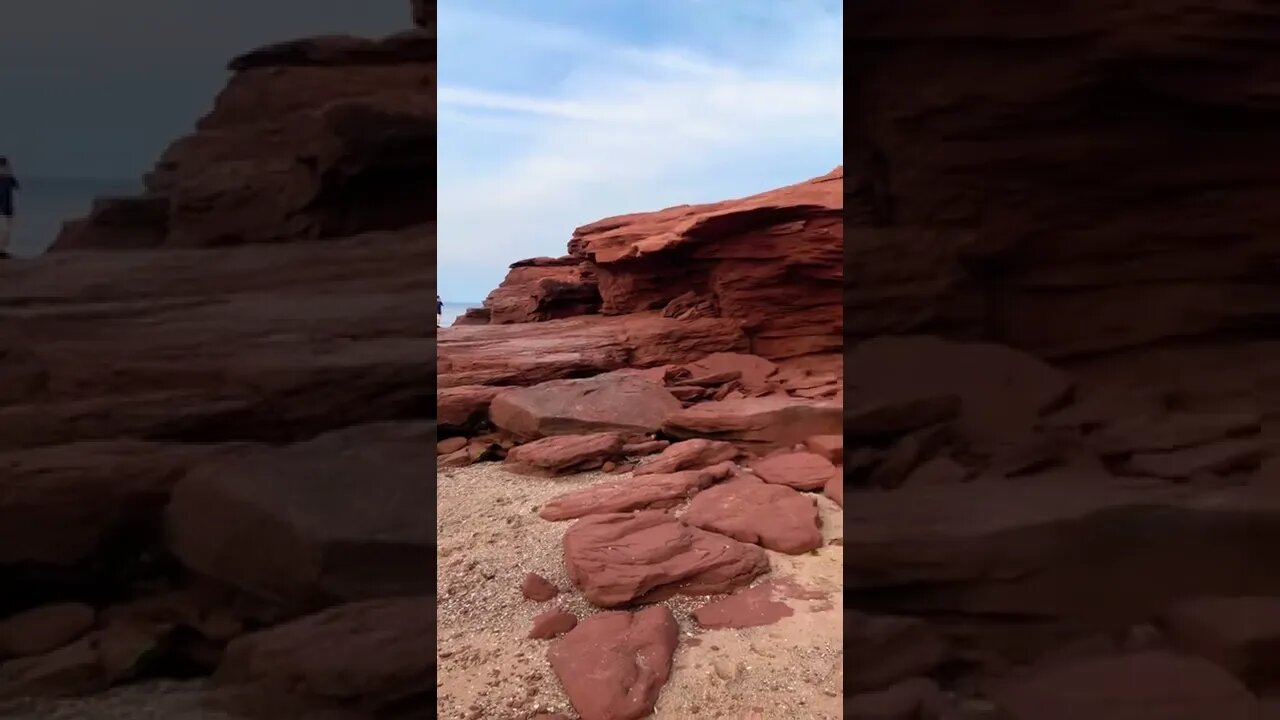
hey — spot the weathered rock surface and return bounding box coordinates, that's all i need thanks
[844,479,1280,658]
[439,313,746,389]
[216,596,433,714]
[990,652,1258,720]
[633,438,740,476]
[490,373,680,440]
[663,397,842,451]
[750,451,838,491]
[0,605,96,660]
[166,423,435,612]
[548,606,678,720]
[1163,596,1280,692]
[504,432,625,477]
[562,511,768,607]
[438,385,503,433]
[682,477,823,554]
[692,580,804,630]
[479,256,600,324]
[539,464,733,522]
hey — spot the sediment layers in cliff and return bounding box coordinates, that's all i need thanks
[471,168,844,360]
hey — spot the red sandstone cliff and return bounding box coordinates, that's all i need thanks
[470,167,843,359]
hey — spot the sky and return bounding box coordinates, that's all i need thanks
[0,0,405,181]
[437,0,844,302]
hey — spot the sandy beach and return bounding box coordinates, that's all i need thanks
[435,462,844,720]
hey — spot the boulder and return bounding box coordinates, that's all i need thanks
[680,353,779,391]
[662,397,842,451]
[548,606,678,720]
[1163,596,1280,691]
[562,511,768,607]
[682,477,823,554]
[490,374,681,441]
[824,473,844,508]
[633,438,741,476]
[0,604,96,659]
[751,451,838,491]
[539,464,733,522]
[166,423,435,612]
[504,432,625,477]
[0,636,106,701]
[479,257,600,323]
[437,385,503,432]
[845,336,1073,446]
[990,652,1258,720]
[804,435,843,464]
[216,596,433,714]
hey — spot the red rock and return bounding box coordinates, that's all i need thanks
[634,438,741,476]
[824,473,844,508]
[216,596,434,713]
[97,617,164,683]
[847,611,948,694]
[548,605,678,720]
[0,604,96,659]
[683,476,823,554]
[693,580,797,630]
[1093,413,1262,457]
[480,256,600,324]
[490,374,681,441]
[751,451,838,491]
[0,635,106,701]
[562,511,768,607]
[620,439,669,456]
[569,169,842,360]
[663,397,842,451]
[682,353,780,391]
[990,652,1258,720]
[804,434,843,464]
[504,432,625,477]
[439,313,748,389]
[845,394,960,440]
[614,463,635,474]
[529,610,577,640]
[438,385,503,432]
[1163,596,1280,691]
[846,337,1073,448]
[435,437,467,455]
[439,448,471,468]
[1125,440,1264,480]
[166,424,435,611]
[539,464,732,522]
[601,460,617,473]
[521,573,559,602]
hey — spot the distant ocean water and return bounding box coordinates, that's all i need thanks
[7,177,139,257]
[440,302,481,327]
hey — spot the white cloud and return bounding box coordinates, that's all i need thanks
[436,2,843,301]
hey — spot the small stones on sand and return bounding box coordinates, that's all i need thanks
[521,573,559,602]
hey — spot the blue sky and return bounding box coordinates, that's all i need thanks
[437,0,844,302]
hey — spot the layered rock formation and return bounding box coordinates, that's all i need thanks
[465,168,843,359]
[0,2,433,717]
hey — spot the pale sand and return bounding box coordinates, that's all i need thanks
[436,462,844,720]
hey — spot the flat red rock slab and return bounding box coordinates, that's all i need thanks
[539,463,733,521]
[823,472,843,508]
[490,373,681,441]
[563,511,769,607]
[751,451,838,490]
[683,477,822,554]
[634,438,741,476]
[693,580,795,630]
[548,605,678,720]
[681,352,779,391]
[504,432,624,477]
